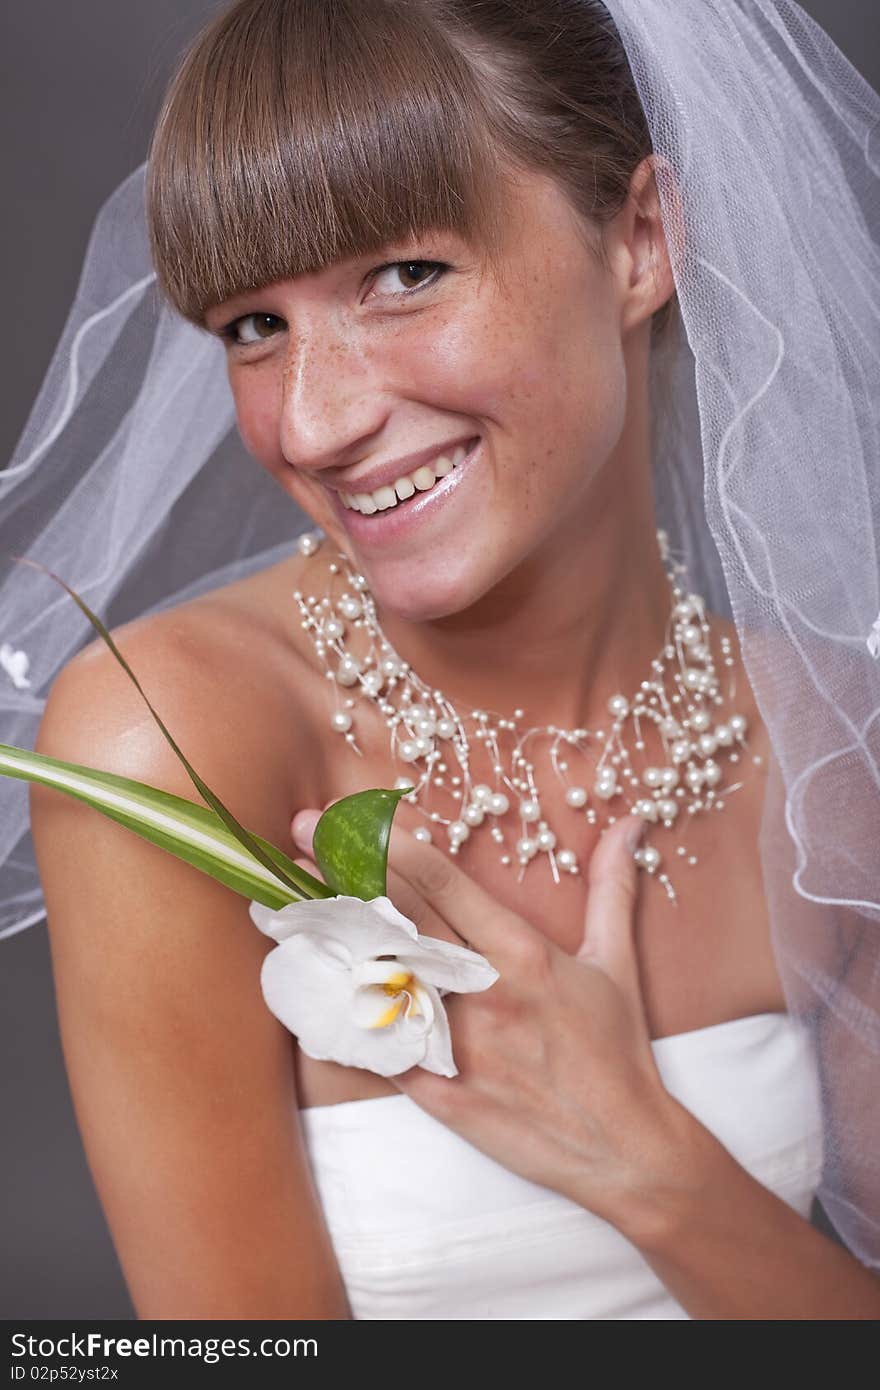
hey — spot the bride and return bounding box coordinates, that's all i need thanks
[14,0,880,1318]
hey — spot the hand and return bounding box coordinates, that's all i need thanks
[290,802,694,1231]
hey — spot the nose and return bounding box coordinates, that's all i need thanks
[279,320,390,476]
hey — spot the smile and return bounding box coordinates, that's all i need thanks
[339,441,472,513]
[325,437,483,546]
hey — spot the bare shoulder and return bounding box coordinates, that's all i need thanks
[39,548,315,820]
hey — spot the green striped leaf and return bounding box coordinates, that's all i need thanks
[0,742,331,908]
[5,552,308,897]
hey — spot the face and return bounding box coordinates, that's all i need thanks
[207,165,646,622]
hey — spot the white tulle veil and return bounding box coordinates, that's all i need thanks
[2,0,880,1267]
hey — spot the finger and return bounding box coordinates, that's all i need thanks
[577,814,646,999]
[381,815,531,961]
[291,808,322,851]
[291,797,339,850]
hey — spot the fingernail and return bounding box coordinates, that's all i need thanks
[624,816,646,853]
[292,809,320,849]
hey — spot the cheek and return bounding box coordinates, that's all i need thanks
[233,379,283,476]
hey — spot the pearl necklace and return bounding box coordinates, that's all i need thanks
[292,527,760,905]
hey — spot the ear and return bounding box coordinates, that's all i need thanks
[613,153,679,335]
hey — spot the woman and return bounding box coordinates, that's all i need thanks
[6,0,880,1317]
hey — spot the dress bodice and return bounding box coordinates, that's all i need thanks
[298,1011,823,1319]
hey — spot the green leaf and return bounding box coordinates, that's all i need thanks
[0,742,332,908]
[4,552,308,898]
[313,785,414,899]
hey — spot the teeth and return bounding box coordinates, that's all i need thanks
[340,441,473,514]
[412,465,437,491]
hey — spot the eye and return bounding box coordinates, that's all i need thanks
[367,260,448,299]
[219,312,286,348]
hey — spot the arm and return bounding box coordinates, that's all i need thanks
[601,1097,880,1320]
[29,624,351,1319]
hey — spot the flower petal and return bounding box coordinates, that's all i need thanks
[365,895,420,940]
[250,894,412,957]
[416,983,459,1077]
[260,934,353,1047]
[394,933,500,995]
[261,932,433,1077]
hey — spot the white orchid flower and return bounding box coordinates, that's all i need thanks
[249,894,500,1077]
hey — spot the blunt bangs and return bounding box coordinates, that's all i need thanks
[146,0,511,327]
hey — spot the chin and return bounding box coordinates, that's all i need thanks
[363,548,500,624]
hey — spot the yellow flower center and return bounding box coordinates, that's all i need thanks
[372,969,416,1028]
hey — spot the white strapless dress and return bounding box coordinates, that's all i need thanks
[299,1011,824,1319]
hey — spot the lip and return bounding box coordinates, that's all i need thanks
[326,436,483,547]
[326,435,478,498]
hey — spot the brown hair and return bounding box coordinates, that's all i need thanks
[146,0,677,339]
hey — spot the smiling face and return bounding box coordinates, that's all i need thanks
[207,163,650,623]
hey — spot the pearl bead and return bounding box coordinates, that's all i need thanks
[463,804,485,827]
[657,797,679,820]
[565,785,588,808]
[448,821,470,844]
[634,798,659,821]
[413,717,436,738]
[593,773,617,800]
[415,736,433,756]
[395,776,415,790]
[338,596,362,620]
[412,826,432,844]
[335,657,360,686]
[380,656,400,678]
[642,766,664,788]
[297,532,320,556]
[399,739,420,761]
[361,671,384,696]
[331,710,352,733]
[660,717,681,738]
[641,845,662,871]
[472,784,493,805]
[715,723,733,746]
[660,767,679,789]
[436,717,456,739]
[516,837,537,860]
[488,792,510,816]
[690,709,711,732]
[536,828,556,851]
[703,760,722,786]
[557,849,577,871]
[671,739,691,763]
[680,623,701,645]
[729,713,748,737]
[520,799,541,822]
[607,693,629,719]
[697,732,718,757]
[323,617,344,640]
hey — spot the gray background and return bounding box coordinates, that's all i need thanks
[2,0,878,1319]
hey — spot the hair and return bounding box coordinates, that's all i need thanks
[146,0,678,341]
